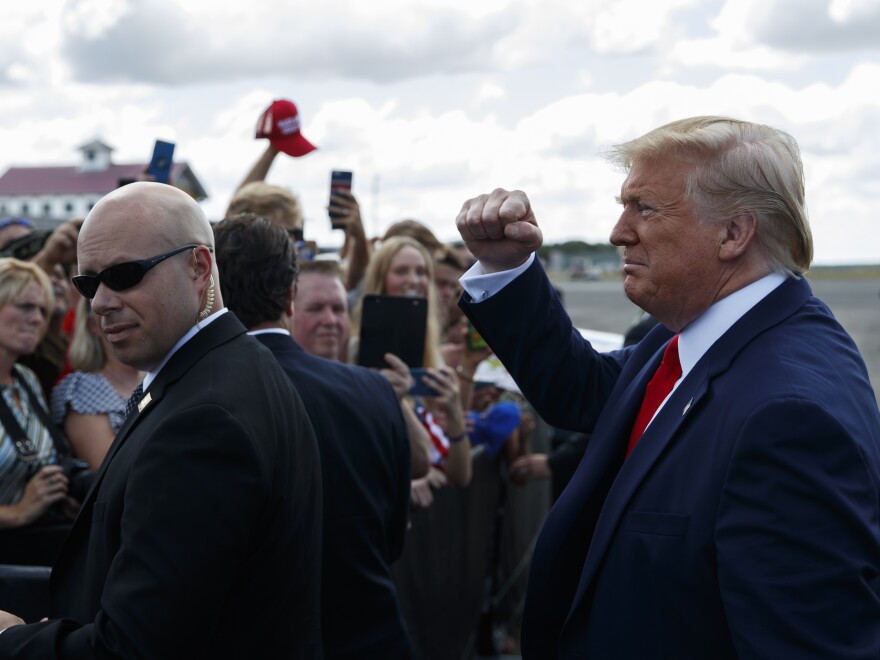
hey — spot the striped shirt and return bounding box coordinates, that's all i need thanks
[0,365,57,505]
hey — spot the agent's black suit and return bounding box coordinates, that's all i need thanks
[0,313,323,659]
[254,331,413,660]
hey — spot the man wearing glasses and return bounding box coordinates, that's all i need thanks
[0,182,324,659]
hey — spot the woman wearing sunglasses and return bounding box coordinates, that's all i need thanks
[0,258,75,534]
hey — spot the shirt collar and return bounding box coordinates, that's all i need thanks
[678,272,787,378]
[247,328,290,337]
[142,308,228,391]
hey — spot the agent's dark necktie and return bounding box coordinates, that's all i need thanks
[627,335,681,457]
[124,383,145,419]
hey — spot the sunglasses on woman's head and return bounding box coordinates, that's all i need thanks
[72,244,213,299]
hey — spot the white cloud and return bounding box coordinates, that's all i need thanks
[670,37,807,71]
[669,0,880,75]
[0,0,878,265]
[0,1,63,84]
[590,0,697,54]
[56,1,517,85]
[724,0,880,52]
[669,0,807,71]
[478,83,506,101]
[828,0,879,22]
[62,0,129,40]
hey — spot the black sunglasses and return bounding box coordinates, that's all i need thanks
[72,244,212,299]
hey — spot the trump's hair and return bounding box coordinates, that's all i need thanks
[607,116,813,276]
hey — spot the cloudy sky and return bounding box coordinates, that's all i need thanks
[1,0,878,264]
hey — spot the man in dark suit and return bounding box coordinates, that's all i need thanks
[213,213,415,659]
[456,117,880,658]
[0,183,323,658]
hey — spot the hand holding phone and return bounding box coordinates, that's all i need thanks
[328,170,353,229]
[358,294,427,369]
[409,368,440,397]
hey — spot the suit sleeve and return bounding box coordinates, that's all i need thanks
[460,258,627,432]
[716,398,880,658]
[1,404,269,659]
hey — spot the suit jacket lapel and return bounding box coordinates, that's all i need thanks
[56,314,248,554]
[535,326,672,601]
[564,276,812,621]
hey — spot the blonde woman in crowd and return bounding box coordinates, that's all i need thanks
[352,236,471,491]
[0,259,75,531]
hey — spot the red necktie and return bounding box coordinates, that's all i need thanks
[627,335,681,457]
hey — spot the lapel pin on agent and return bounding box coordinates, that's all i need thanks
[137,393,152,413]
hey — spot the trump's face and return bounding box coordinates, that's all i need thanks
[610,157,726,332]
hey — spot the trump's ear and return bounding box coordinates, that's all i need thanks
[718,212,757,262]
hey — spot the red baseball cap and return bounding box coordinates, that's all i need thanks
[255,99,317,157]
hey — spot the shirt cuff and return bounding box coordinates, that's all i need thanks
[459,253,535,303]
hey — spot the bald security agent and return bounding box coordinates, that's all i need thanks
[0,182,323,659]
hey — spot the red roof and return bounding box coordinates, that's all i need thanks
[0,163,191,196]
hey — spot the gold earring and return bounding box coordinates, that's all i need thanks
[199,275,215,320]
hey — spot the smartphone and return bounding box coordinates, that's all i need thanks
[358,294,427,369]
[146,140,175,184]
[328,170,353,229]
[409,368,440,397]
[466,320,488,351]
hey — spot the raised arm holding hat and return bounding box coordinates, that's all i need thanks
[232,99,318,194]
[255,98,317,158]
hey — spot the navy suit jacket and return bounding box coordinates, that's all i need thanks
[0,313,324,659]
[254,332,413,660]
[462,259,880,659]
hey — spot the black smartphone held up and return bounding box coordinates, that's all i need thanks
[409,367,440,397]
[358,294,427,369]
[146,140,175,184]
[328,170,353,229]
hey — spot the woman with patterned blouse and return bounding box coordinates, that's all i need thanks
[52,296,142,469]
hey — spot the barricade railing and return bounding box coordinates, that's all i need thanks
[392,418,553,660]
